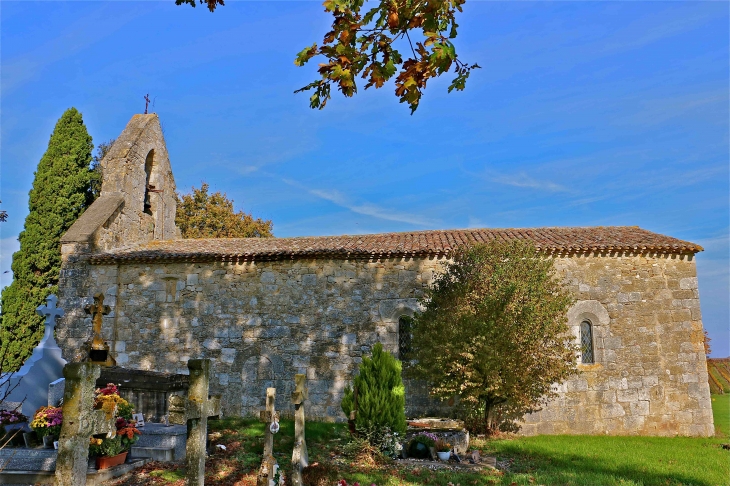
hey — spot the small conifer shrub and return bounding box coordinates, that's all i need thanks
[341,342,407,436]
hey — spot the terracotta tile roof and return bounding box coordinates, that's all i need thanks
[88,226,702,264]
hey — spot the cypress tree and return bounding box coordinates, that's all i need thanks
[0,108,93,370]
[341,342,407,435]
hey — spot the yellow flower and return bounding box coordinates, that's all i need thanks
[94,393,130,419]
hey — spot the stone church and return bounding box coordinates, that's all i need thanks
[56,114,714,436]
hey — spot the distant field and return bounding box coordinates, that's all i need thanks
[712,393,729,437]
[708,358,730,394]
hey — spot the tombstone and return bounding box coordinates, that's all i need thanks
[290,374,308,486]
[0,294,67,417]
[168,359,221,486]
[55,362,116,486]
[257,387,280,486]
[48,377,66,407]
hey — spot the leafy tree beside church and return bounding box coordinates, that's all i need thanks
[0,108,94,371]
[175,183,273,238]
[408,239,578,434]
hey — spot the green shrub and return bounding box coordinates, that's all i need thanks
[341,342,406,436]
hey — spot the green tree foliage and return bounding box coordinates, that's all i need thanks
[175,183,273,238]
[408,240,577,434]
[341,342,407,435]
[177,0,478,113]
[89,138,116,200]
[0,108,94,370]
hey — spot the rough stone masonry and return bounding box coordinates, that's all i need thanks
[56,114,714,437]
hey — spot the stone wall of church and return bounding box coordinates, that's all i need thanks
[520,253,713,437]
[56,252,714,436]
[57,257,449,420]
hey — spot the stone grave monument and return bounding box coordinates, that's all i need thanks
[168,358,221,486]
[290,374,308,486]
[55,362,116,486]
[257,387,280,486]
[85,292,115,366]
[0,297,156,485]
[0,294,67,417]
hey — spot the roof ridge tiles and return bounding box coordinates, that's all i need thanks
[88,226,703,264]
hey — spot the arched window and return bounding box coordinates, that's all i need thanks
[580,320,594,364]
[398,315,413,360]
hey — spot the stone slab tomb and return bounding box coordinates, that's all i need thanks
[97,366,189,423]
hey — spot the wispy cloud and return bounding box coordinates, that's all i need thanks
[623,89,728,127]
[489,171,570,193]
[2,5,150,94]
[599,10,717,56]
[467,216,489,229]
[282,179,437,227]
[608,165,726,196]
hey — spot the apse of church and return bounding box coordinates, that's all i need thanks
[56,114,714,437]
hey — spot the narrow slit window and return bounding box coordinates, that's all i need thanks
[144,150,155,215]
[580,320,594,364]
[398,315,412,360]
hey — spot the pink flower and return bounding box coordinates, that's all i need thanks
[97,383,119,396]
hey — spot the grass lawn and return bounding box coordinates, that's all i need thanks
[484,435,728,486]
[712,393,729,437]
[103,416,729,486]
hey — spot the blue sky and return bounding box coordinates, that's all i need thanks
[1,1,728,356]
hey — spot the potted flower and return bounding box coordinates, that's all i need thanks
[94,383,133,420]
[116,417,141,451]
[408,432,438,459]
[30,406,62,448]
[89,418,141,469]
[88,384,141,469]
[0,409,28,447]
[434,438,451,461]
[89,435,127,469]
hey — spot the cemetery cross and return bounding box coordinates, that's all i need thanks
[257,387,280,486]
[290,374,309,486]
[168,359,221,486]
[85,292,114,365]
[55,363,116,486]
[36,293,64,330]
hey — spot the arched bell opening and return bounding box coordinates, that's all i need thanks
[143,149,156,215]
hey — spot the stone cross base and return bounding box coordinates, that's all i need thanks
[257,454,279,486]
